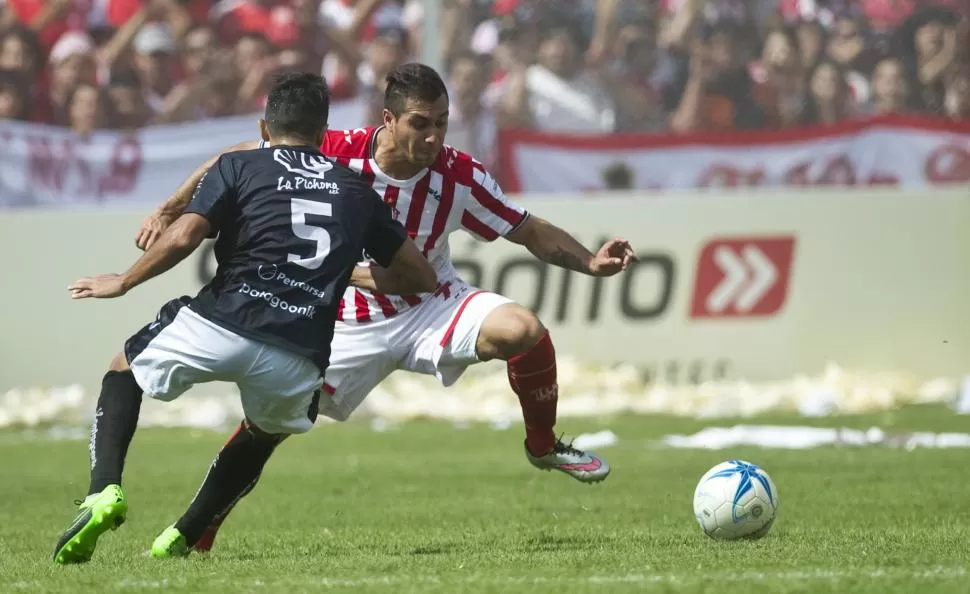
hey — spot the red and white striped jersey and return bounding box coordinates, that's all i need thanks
[322,126,529,324]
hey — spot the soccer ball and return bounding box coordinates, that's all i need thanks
[692,460,778,540]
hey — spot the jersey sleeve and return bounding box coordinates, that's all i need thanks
[321,128,372,156]
[363,189,408,268]
[460,161,529,242]
[183,154,235,237]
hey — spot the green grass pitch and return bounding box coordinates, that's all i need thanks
[3,405,969,593]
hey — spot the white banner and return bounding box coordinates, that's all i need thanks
[498,116,970,193]
[0,99,367,208]
[1,187,968,398]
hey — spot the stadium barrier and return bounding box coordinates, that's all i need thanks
[1,186,968,427]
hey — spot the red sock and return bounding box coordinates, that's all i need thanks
[192,524,220,552]
[507,330,558,455]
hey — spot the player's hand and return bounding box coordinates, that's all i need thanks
[589,238,637,276]
[135,211,174,251]
[68,274,128,299]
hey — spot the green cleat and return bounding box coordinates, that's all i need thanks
[52,484,128,564]
[150,526,190,558]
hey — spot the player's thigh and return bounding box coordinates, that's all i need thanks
[402,285,513,386]
[237,345,325,435]
[315,321,399,421]
[126,298,249,402]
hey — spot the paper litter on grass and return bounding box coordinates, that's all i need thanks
[0,360,966,430]
[571,430,619,450]
[657,425,970,450]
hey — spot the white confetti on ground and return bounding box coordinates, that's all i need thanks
[659,425,970,450]
[0,361,965,431]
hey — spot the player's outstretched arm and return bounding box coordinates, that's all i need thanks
[70,213,212,299]
[135,140,260,251]
[349,254,438,295]
[351,237,437,296]
[505,215,637,277]
[382,240,437,294]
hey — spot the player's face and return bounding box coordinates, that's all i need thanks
[385,95,449,169]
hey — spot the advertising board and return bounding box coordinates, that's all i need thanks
[1,187,967,395]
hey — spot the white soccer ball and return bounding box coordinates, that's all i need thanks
[692,459,778,540]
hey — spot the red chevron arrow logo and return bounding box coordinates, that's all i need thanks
[691,236,796,319]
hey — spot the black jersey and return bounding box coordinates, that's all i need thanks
[184,144,407,372]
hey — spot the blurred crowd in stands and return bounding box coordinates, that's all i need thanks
[0,0,968,153]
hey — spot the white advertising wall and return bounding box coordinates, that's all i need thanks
[1,187,968,398]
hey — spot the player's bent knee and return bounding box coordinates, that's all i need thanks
[108,352,130,372]
[243,418,288,444]
[478,304,546,361]
[511,310,546,350]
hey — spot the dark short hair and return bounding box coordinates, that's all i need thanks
[264,72,330,140]
[384,63,449,116]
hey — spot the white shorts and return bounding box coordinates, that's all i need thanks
[125,298,324,435]
[317,281,512,421]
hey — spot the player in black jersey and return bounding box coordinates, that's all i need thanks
[51,73,437,564]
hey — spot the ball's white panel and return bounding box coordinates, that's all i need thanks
[692,460,779,540]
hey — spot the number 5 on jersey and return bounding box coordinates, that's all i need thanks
[288,198,332,270]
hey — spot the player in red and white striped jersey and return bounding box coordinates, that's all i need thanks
[318,125,526,324]
[137,64,636,553]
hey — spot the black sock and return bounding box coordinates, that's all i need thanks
[175,421,283,545]
[88,370,143,496]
